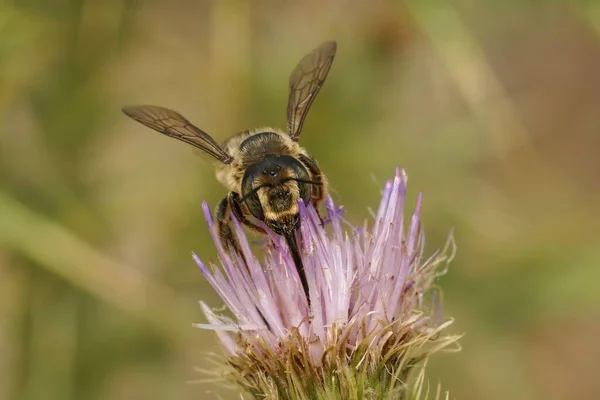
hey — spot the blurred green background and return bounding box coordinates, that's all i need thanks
[1,0,600,399]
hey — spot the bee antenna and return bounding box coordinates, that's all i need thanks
[239,184,271,204]
[287,178,323,186]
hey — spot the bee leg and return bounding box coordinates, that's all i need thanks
[216,196,244,257]
[217,195,271,329]
[228,192,267,236]
[298,154,325,223]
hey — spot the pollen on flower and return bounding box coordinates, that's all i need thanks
[193,168,460,399]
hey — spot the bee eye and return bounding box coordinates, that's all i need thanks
[244,193,264,220]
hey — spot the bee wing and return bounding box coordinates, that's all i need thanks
[286,40,337,141]
[122,105,233,164]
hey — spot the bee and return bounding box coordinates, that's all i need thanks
[122,41,337,300]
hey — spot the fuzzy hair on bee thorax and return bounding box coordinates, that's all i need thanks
[214,128,310,194]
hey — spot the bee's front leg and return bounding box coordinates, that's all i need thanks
[228,192,267,236]
[216,196,243,257]
[216,192,267,258]
[217,193,272,329]
[298,154,326,222]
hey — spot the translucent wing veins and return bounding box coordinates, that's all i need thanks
[122,105,233,164]
[287,40,337,141]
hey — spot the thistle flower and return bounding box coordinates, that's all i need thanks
[194,169,460,399]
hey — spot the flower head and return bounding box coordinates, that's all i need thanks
[194,169,459,399]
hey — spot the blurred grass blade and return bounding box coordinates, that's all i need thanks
[0,190,185,338]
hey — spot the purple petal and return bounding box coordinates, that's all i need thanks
[193,168,448,361]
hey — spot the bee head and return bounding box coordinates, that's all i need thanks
[240,155,316,233]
